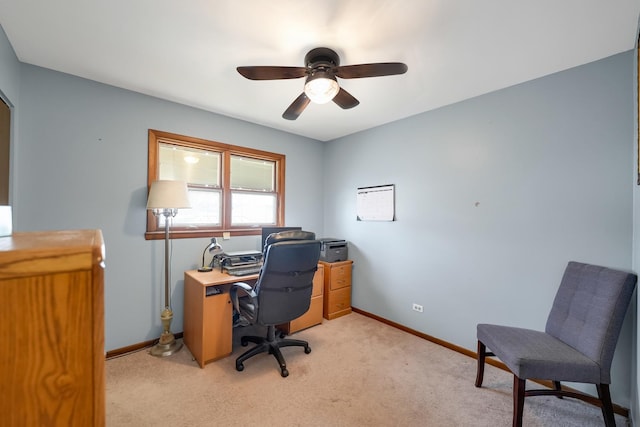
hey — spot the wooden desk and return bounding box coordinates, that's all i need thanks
[183,266,325,368]
[183,269,258,368]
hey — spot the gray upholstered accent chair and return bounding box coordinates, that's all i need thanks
[230,230,321,377]
[475,261,637,427]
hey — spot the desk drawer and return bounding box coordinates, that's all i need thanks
[325,286,351,319]
[287,296,323,333]
[328,264,351,291]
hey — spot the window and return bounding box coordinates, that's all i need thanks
[146,130,285,240]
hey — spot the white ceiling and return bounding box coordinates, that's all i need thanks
[1,1,639,141]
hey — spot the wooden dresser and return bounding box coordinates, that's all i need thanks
[320,260,353,320]
[0,230,105,426]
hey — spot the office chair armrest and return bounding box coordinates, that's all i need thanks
[230,281,258,320]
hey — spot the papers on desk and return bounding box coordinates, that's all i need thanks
[224,263,262,276]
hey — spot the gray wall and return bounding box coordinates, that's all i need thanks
[633,31,640,424]
[1,20,639,416]
[325,52,636,406]
[13,63,325,352]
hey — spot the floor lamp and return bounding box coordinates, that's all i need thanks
[146,180,191,357]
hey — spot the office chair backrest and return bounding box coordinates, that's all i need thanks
[255,230,321,325]
[545,261,637,383]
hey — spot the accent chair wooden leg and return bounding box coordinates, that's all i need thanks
[513,376,525,427]
[475,341,486,387]
[552,380,563,399]
[596,384,615,427]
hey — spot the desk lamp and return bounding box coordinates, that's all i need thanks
[198,237,223,272]
[146,180,191,357]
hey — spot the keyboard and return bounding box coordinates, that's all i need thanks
[225,265,262,276]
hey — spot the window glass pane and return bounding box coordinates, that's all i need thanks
[231,192,276,225]
[159,143,220,187]
[161,188,221,226]
[148,130,285,238]
[231,155,275,191]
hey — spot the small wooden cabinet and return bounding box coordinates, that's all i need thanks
[1,230,105,426]
[279,263,324,334]
[183,270,238,368]
[321,260,353,320]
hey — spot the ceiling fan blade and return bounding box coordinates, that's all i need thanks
[334,62,408,79]
[237,66,307,80]
[332,88,360,110]
[282,93,310,120]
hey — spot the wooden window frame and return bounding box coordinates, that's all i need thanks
[145,129,285,240]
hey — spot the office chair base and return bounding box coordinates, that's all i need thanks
[236,327,311,377]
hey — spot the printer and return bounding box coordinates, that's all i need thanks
[319,238,348,263]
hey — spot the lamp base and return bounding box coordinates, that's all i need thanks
[150,333,183,357]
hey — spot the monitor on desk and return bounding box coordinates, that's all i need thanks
[260,226,302,252]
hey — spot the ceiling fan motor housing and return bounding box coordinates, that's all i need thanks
[305,47,340,69]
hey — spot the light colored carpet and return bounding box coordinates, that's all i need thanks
[106,312,629,426]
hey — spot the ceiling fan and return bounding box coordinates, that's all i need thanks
[237,47,408,120]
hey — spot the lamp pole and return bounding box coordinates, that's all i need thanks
[146,180,190,358]
[150,209,183,357]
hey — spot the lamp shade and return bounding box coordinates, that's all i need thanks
[304,72,339,104]
[146,180,191,209]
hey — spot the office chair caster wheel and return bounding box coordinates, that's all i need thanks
[236,362,244,372]
[280,368,289,378]
[304,346,311,354]
[240,338,248,347]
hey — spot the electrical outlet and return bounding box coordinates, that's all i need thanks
[412,303,423,313]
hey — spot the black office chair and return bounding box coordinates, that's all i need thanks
[230,230,321,377]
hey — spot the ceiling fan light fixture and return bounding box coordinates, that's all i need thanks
[304,72,339,104]
[237,47,407,120]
